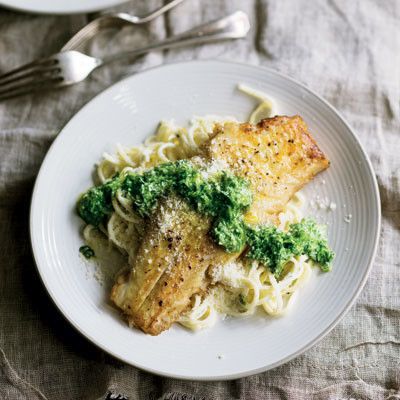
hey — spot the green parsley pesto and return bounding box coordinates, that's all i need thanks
[77,159,334,276]
[79,245,95,259]
[77,172,120,227]
[77,159,253,253]
[246,218,334,277]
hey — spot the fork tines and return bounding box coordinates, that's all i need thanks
[0,57,63,100]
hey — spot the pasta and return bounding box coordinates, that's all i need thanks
[84,116,313,331]
[180,193,311,330]
[81,87,315,331]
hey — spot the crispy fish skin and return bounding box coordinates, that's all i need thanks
[110,196,239,335]
[111,116,329,335]
[203,116,329,225]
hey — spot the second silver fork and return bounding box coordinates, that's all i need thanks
[61,0,186,51]
[0,11,250,100]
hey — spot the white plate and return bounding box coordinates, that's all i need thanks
[30,60,380,380]
[0,0,128,15]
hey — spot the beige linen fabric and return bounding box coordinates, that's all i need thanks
[0,1,399,399]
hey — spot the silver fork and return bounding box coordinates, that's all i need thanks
[0,11,250,101]
[61,0,187,51]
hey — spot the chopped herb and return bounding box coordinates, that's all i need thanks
[79,245,95,259]
[239,293,247,306]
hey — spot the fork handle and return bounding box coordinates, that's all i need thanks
[132,0,187,24]
[99,11,250,66]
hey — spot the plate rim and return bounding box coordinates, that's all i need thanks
[0,0,130,15]
[29,59,381,381]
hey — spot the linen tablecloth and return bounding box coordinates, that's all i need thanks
[0,1,399,399]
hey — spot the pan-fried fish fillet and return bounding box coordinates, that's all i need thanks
[205,116,329,225]
[110,116,329,335]
[111,195,237,334]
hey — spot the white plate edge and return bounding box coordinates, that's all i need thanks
[0,0,131,15]
[29,59,382,380]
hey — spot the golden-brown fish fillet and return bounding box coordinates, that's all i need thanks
[111,116,329,335]
[110,195,238,334]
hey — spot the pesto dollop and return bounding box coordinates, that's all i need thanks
[77,172,120,227]
[121,159,253,222]
[78,160,253,253]
[79,245,95,259]
[77,160,334,276]
[246,218,334,277]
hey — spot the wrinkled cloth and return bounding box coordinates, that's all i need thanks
[0,1,399,399]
